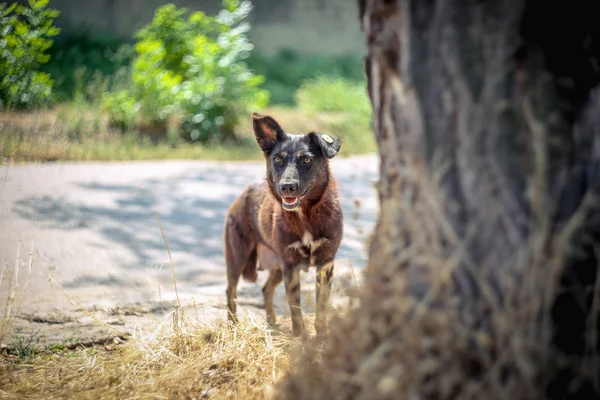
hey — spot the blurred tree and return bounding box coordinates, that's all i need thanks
[275,0,600,399]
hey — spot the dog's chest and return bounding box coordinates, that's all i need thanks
[287,230,327,270]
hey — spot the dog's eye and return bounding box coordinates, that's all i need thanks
[274,156,282,163]
[303,157,312,164]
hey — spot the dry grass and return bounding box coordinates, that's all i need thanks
[0,264,360,399]
[0,283,355,399]
[0,103,262,163]
[0,212,298,399]
[0,264,359,399]
[0,241,34,348]
[0,237,299,400]
[0,316,294,399]
[0,104,375,163]
[0,213,356,400]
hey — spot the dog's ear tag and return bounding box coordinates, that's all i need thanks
[322,134,334,144]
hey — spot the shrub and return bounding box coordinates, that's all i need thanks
[101,90,139,131]
[176,25,269,142]
[0,0,60,110]
[105,0,269,143]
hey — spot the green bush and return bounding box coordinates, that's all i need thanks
[41,29,133,102]
[105,0,269,143]
[0,0,60,110]
[101,90,139,131]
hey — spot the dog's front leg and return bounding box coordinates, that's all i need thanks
[283,265,304,336]
[316,261,334,337]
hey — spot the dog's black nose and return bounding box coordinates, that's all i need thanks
[280,182,298,194]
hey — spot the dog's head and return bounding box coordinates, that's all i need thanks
[252,112,342,211]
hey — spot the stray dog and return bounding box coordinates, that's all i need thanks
[224,113,343,337]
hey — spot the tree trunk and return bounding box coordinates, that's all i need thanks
[274,0,600,399]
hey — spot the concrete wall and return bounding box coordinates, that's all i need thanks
[43,0,365,56]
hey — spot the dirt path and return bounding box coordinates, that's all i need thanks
[0,155,378,346]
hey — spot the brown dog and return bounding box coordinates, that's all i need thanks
[224,113,344,337]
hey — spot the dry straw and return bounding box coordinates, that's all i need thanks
[0,212,297,399]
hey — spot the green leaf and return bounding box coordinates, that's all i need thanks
[29,0,50,10]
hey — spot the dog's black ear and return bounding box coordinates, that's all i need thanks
[309,132,342,159]
[252,113,285,153]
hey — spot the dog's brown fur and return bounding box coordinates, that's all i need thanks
[224,113,344,337]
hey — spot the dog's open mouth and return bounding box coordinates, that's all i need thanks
[282,196,301,210]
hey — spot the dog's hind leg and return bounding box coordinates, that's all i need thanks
[257,244,283,326]
[262,268,283,326]
[224,216,255,323]
[225,244,241,323]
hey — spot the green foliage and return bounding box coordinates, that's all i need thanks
[43,39,365,109]
[295,76,370,115]
[10,328,39,360]
[176,18,269,142]
[130,37,182,123]
[326,112,376,156]
[101,90,139,131]
[294,77,375,155]
[0,0,60,109]
[41,29,133,102]
[246,49,364,105]
[41,31,364,109]
[134,4,191,74]
[107,0,269,143]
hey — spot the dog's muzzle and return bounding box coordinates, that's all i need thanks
[282,196,301,210]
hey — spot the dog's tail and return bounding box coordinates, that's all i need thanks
[241,247,258,282]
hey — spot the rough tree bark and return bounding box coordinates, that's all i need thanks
[274,1,600,399]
